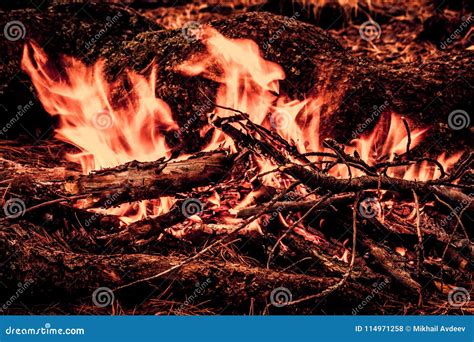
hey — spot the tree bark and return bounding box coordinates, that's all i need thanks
[3,151,235,212]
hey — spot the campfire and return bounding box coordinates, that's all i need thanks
[0,0,472,315]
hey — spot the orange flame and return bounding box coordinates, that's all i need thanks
[22,27,461,227]
[178,27,460,185]
[21,43,178,173]
[21,43,178,222]
[179,27,285,152]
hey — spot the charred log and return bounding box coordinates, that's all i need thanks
[1,151,235,214]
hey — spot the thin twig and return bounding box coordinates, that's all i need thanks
[402,116,411,159]
[266,194,332,268]
[114,238,240,292]
[283,193,360,306]
[411,189,424,274]
[434,194,470,240]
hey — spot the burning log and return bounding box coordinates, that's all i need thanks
[60,151,235,208]
[284,164,474,212]
[2,151,235,212]
[236,193,354,218]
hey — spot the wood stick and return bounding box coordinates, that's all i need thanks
[236,193,354,218]
[284,164,473,210]
[213,117,472,210]
[4,151,236,210]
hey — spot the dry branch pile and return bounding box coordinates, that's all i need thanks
[1,112,472,314]
[0,1,472,315]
